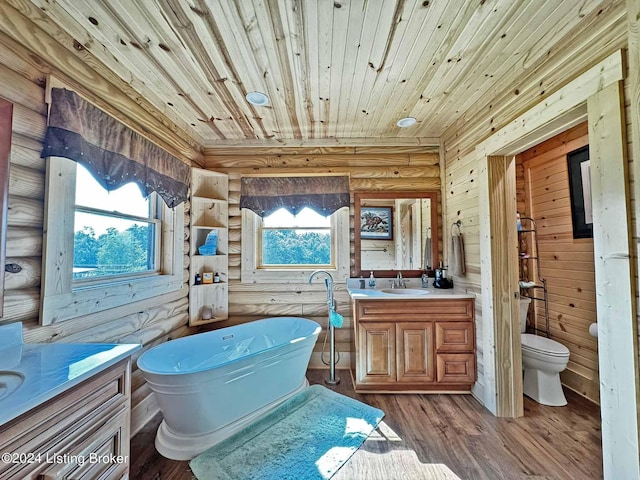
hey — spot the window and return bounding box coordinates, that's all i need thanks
[259,208,332,268]
[242,206,349,283]
[73,164,160,282]
[41,156,183,325]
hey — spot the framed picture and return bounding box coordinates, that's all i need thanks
[567,145,593,239]
[360,207,393,240]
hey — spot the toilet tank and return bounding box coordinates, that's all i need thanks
[519,297,531,333]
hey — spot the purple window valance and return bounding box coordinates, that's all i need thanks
[41,88,190,208]
[240,176,350,217]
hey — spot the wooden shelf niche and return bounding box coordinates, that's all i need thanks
[189,168,229,326]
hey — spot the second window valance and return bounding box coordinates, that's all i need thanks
[240,176,350,217]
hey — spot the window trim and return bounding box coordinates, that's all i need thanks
[40,156,184,325]
[241,207,349,283]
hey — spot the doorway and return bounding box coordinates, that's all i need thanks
[518,122,599,403]
[477,50,639,478]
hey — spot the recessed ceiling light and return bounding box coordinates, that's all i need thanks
[396,117,417,128]
[246,91,269,106]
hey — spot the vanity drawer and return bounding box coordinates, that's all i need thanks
[38,403,129,480]
[356,299,474,322]
[435,322,474,352]
[436,353,476,384]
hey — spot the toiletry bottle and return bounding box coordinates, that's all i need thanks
[368,271,376,288]
[194,273,202,285]
[421,272,429,288]
[213,272,220,283]
[516,211,522,231]
[359,276,366,289]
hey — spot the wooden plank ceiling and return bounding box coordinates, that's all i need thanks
[28,0,608,148]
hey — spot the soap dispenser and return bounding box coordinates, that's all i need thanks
[368,271,376,288]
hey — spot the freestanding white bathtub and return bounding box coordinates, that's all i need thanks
[137,317,320,460]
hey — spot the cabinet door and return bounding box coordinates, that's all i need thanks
[396,322,434,383]
[435,322,474,352]
[357,322,396,384]
[436,353,475,384]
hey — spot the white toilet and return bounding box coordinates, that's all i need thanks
[519,297,570,406]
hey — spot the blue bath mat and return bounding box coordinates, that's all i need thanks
[189,385,384,480]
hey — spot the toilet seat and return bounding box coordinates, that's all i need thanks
[521,333,570,357]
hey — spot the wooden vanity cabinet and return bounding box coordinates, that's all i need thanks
[0,359,132,480]
[352,298,475,393]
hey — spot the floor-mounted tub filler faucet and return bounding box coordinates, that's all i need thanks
[308,270,340,385]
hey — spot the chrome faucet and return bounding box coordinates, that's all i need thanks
[394,271,406,288]
[308,270,335,310]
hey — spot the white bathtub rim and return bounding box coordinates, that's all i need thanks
[138,317,321,376]
[141,339,316,386]
[155,378,310,460]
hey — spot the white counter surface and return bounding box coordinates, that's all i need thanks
[0,323,140,427]
[346,278,475,300]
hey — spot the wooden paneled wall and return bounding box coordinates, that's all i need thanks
[441,3,627,406]
[0,35,195,435]
[202,149,442,366]
[517,123,599,403]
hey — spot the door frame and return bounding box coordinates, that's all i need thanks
[477,50,639,478]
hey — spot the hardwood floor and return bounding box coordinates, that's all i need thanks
[130,369,602,480]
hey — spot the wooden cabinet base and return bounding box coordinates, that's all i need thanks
[352,298,476,393]
[0,359,132,480]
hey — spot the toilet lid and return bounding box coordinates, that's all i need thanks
[521,333,570,356]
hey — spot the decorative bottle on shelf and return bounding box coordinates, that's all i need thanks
[194,273,202,285]
[368,271,376,288]
[214,272,220,283]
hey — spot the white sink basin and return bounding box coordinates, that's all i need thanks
[380,288,430,296]
[0,371,25,402]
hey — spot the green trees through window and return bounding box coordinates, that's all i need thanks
[262,229,331,265]
[73,224,154,279]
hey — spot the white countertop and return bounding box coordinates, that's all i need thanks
[346,278,475,300]
[0,323,141,427]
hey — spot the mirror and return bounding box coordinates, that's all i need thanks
[354,191,438,278]
[0,99,13,318]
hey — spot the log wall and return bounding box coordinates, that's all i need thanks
[202,149,442,367]
[0,35,195,436]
